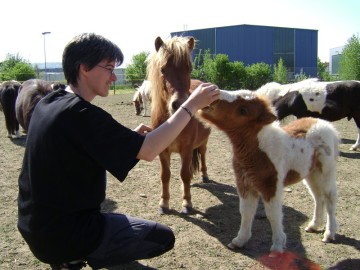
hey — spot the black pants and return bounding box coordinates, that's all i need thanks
[85,213,175,269]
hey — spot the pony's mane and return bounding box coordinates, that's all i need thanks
[146,36,193,124]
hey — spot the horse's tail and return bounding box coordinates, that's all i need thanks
[191,148,200,175]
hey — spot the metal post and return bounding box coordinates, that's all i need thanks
[42,32,51,81]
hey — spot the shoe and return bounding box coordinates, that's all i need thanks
[50,261,87,270]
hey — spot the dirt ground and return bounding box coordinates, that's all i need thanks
[0,92,359,270]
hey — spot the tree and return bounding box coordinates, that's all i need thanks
[0,53,36,82]
[317,57,336,81]
[273,58,288,84]
[339,35,360,80]
[125,51,149,86]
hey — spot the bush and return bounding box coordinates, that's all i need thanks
[273,58,288,84]
[244,62,272,90]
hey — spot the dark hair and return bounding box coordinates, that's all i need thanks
[62,33,124,86]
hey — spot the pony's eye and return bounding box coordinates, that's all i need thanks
[161,68,165,74]
[238,107,247,116]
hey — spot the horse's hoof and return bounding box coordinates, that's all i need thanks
[227,242,239,249]
[322,237,334,243]
[158,207,170,215]
[305,226,323,233]
[322,232,335,243]
[202,177,211,183]
[180,206,193,215]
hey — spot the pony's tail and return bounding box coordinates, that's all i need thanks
[191,148,200,175]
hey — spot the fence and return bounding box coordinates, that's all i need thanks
[0,71,146,86]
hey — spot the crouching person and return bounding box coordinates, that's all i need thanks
[17,33,220,269]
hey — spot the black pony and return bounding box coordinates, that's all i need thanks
[0,80,21,138]
[259,80,360,150]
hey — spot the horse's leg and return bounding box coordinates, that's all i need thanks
[159,151,171,215]
[263,192,287,252]
[180,150,194,214]
[350,118,360,150]
[199,141,210,183]
[142,96,148,117]
[303,177,325,232]
[322,170,338,242]
[228,193,258,249]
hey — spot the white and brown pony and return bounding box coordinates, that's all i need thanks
[147,36,211,214]
[257,79,360,151]
[133,80,151,116]
[132,90,143,115]
[15,79,53,133]
[0,80,21,138]
[199,90,339,252]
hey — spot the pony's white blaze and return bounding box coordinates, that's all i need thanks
[220,89,256,102]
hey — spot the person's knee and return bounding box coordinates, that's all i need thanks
[145,223,175,254]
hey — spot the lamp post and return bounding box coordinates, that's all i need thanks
[42,32,51,81]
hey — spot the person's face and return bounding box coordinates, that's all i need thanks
[87,59,117,98]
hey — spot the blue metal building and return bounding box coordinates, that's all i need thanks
[171,24,318,78]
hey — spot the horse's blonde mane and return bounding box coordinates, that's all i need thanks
[146,36,194,126]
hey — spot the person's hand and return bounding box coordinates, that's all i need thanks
[134,124,153,135]
[185,83,220,112]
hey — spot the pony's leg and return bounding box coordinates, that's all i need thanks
[198,142,210,183]
[322,171,338,242]
[228,193,258,249]
[142,99,147,117]
[180,152,194,214]
[13,120,20,138]
[159,152,171,215]
[263,193,287,252]
[350,127,360,151]
[303,177,326,232]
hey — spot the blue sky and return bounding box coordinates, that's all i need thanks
[1,0,359,66]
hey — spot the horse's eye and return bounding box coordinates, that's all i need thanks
[161,68,165,74]
[238,107,247,116]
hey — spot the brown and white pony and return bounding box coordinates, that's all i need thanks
[136,80,152,116]
[147,36,211,214]
[15,79,53,133]
[199,90,339,252]
[0,80,21,138]
[132,90,143,115]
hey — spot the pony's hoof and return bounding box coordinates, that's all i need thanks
[305,226,322,233]
[227,242,238,249]
[322,232,335,243]
[180,206,193,215]
[202,177,211,183]
[322,236,334,243]
[158,207,170,215]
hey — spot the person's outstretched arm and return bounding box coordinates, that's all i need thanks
[136,83,220,161]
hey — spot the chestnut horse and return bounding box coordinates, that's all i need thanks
[147,36,211,214]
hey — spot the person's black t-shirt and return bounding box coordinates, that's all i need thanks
[17,90,145,264]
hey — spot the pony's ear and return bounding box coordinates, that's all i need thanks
[188,37,195,52]
[258,110,277,125]
[155,37,164,52]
